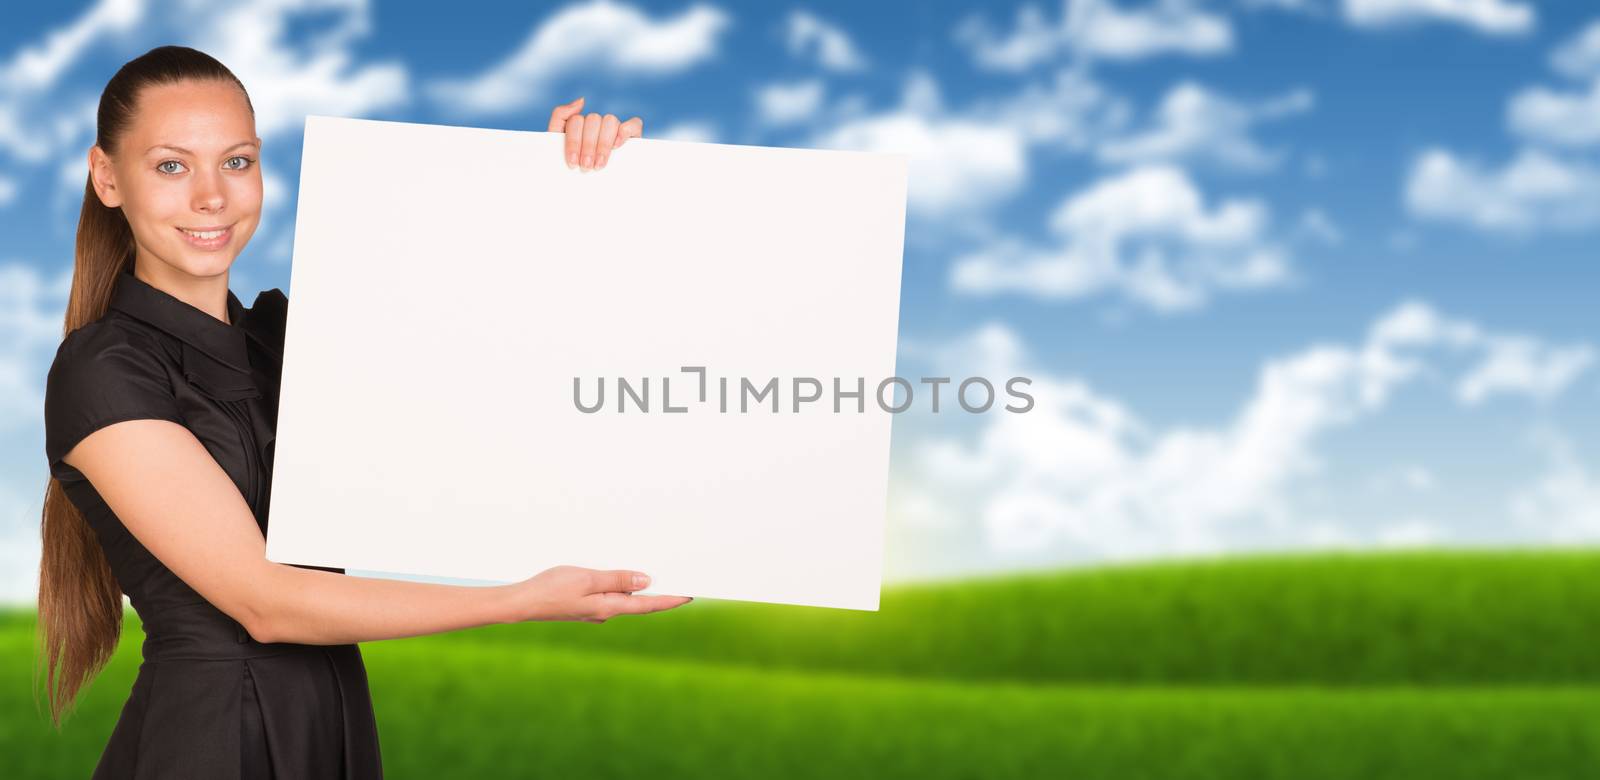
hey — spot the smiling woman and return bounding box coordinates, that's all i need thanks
[34,44,685,780]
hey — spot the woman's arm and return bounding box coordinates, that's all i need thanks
[65,419,689,646]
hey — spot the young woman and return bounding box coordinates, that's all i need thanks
[35,45,691,779]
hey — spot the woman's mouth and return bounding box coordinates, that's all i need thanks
[176,224,233,250]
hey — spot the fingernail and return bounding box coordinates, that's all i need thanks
[633,574,650,588]
[582,155,593,168]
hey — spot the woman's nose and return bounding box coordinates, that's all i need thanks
[191,171,226,213]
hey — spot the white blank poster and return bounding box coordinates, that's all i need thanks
[264,115,908,611]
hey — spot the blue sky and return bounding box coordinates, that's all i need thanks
[2,0,1598,601]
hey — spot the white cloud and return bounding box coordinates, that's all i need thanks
[653,120,719,143]
[0,480,46,605]
[1399,465,1435,491]
[811,68,1119,220]
[0,263,71,432]
[1293,207,1343,244]
[1457,335,1595,405]
[1241,0,1325,13]
[952,4,1062,72]
[251,158,293,264]
[1507,77,1600,148]
[1359,298,1594,404]
[811,71,1030,219]
[1387,228,1419,252]
[954,0,1233,71]
[1096,81,1314,171]
[261,159,289,214]
[0,175,17,208]
[1551,20,1600,80]
[1405,147,1600,232]
[0,104,45,162]
[964,66,1126,150]
[188,0,410,140]
[262,225,295,264]
[1302,153,1329,179]
[1343,0,1534,35]
[1510,427,1600,542]
[0,263,134,604]
[1408,19,1600,233]
[1373,517,1441,546]
[1065,0,1233,59]
[425,0,729,117]
[753,79,826,126]
[950,165,1291,312]
[0,0,143,164]
[785,10,868,72]
[0,0,144,95]
[900,300,1591,563]
[1365,464,1437,494]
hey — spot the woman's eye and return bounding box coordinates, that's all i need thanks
[225,156,254,170]
[157,160,186,175]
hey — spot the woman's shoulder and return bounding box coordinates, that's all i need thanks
[46,313,180,409]
[44,314,184,472]
[245,287,287,322]
[49,312,175,380]
[240,287,288,358]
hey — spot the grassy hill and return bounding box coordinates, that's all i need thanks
[7,548,1600,778]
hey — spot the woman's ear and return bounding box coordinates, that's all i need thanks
[88,145,122,208]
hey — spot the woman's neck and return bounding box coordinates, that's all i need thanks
[132,252,231,324]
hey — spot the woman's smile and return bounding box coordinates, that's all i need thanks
[175,222,233,250]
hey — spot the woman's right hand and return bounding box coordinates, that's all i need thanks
[508,565,693,624]
[548,96,641,171]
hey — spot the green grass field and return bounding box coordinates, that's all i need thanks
[7,548,1600,778]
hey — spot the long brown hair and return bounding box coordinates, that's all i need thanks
[35,45,255,728]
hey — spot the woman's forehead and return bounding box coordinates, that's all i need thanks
[127,81,255,153]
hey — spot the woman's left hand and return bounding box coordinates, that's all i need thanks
[548,96,643,172]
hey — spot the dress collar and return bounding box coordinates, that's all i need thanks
[109,266,254,372]
[108,267,288,402]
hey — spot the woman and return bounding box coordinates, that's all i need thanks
[35,45,691,779]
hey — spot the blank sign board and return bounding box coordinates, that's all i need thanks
[264,115,908,611]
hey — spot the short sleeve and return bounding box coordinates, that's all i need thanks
[44,324,184,480]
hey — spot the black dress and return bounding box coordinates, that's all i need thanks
[43,266,383,779]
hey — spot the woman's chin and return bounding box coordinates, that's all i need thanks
[159,250,238,280]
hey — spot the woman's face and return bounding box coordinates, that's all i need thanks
[90,79,262,280]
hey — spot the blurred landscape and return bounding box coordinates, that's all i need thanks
[10,548,1600,778]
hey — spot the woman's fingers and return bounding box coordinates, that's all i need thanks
[615,593,695,614]
[554,97,587,168]
[594,114,620,170]
[563,112,585,168]
[554,102,642,170]
[614,116,643,150]
[589,569,651,594]
[586,592,694,623]
[579,112,603,170]
[579,569,691,622]
[549,96,585,133]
